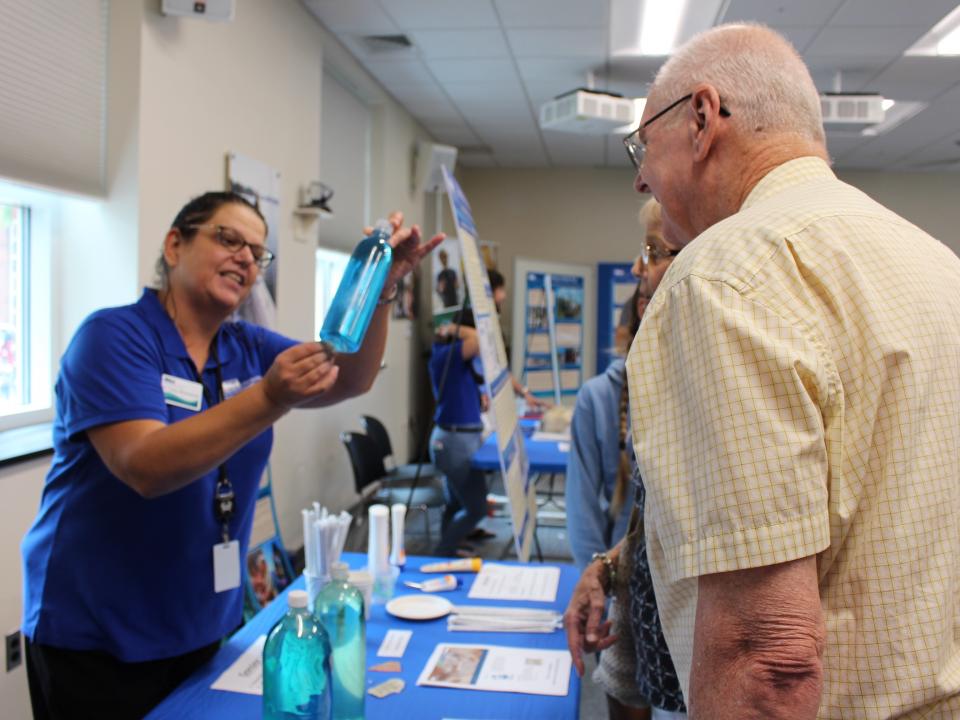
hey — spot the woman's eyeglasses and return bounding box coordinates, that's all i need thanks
[186,224,275,269]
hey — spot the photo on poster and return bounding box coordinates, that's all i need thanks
[245,538,291,612]
[432,238,464,314]
[554,285,583,321]
[393,271,417,320]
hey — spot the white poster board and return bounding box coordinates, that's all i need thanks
[441,166,535,561]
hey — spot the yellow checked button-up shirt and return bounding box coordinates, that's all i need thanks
[627,157,960,717]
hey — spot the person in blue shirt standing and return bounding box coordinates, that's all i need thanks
[428,308,489,557]
[20,191,441,720]
[565,198,685,720]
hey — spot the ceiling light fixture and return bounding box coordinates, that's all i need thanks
[610,0,724,57]
[905,4,960,56]
[640,1,686,55]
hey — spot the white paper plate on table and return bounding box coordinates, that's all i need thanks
[385,594,453,621]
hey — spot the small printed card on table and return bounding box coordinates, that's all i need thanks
[467,563,560,603]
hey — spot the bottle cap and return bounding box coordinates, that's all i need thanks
[288,590,309,609]
[331,562,349,581]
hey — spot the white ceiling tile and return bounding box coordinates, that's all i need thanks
[303,0,399,33]
[424,123,481,147]
[388,82,453,106]
[458,153,499,167]
[867,57,960,102]
[379,0,499,29]
[896,135,960,169]
[494,0,608,28]
[770,25,821,53]
[831,0,959,27]
[359,58,433,86]
[406,29,510,58]
[506,28,607,58]
[493,147,547,168]
[408,102,464,124]
[806,26,927,57]
[541,132,605,166]
[824,133,871,159]
[721,0,845,26]
[425,58,517,85]
[807,64,883,94]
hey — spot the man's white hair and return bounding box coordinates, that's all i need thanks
[651,23,825,144]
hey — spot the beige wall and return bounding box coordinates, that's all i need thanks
[459,165,960,342]
[0,2,433,716]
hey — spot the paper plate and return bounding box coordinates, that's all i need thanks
[385,594,453,621]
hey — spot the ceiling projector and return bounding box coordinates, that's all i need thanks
[820,93,885,131]
[539,89,636,134]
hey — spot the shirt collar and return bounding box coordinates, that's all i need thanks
[740,156,835,212]
[135,288,235,368]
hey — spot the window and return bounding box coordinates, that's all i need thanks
[0,182,53,431]
[315,247,350,336]
[0,203,29,410]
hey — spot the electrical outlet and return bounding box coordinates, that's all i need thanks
[5,630,21,672]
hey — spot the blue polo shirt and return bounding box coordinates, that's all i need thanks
[21,289,297,662]
[429,340,482,426]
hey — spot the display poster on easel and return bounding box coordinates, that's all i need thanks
[441,165,535,561]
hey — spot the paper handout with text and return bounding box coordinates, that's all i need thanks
[467,562,560,603]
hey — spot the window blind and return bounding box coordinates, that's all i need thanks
[0,0,107,196]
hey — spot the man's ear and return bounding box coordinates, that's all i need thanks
[689,84,723,162]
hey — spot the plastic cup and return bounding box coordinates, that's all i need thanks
[348,569,373,619]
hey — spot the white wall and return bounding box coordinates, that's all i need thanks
[458,165,960,343]
[0,1,434,715]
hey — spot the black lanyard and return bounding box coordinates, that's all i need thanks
[191,341,235,544]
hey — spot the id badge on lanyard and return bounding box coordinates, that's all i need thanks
[194,342,241,593]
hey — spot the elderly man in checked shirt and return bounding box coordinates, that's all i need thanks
[589,22,960,720]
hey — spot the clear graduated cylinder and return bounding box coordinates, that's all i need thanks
[314,562,366,720]
[319,219,393,353]
[263,590,333,720]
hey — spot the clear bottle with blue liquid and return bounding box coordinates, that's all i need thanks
[319,219,393,353]
[262,589,333,720]
[314,562,366,720]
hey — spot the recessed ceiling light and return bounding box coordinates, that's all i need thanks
[905,4,960,56]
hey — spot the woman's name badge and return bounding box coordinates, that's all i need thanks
[162,374,203,411]
[213,540,241,593]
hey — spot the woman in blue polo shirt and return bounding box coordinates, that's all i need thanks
[428,309,488,557]
[21,191,441,719]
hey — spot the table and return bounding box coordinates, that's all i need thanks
[471,431,569,474]
[146,553,580,720]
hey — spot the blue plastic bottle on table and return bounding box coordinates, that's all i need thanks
[314,561,366,720]
[263,590,333,720]
[319,219,393,353]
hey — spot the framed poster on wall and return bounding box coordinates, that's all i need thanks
[511,258,595,407]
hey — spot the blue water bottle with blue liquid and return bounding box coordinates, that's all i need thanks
[262,590,333,720]
[319,219,393,353]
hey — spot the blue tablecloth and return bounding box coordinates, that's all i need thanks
[472,431,569,474]
[146,553,580,720]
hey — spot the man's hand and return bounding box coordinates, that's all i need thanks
[564,558,617,676]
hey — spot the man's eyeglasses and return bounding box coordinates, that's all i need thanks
[186,224,275,269]
[623,93,731,171]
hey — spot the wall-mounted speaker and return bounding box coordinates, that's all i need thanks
[413,141,458,195]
